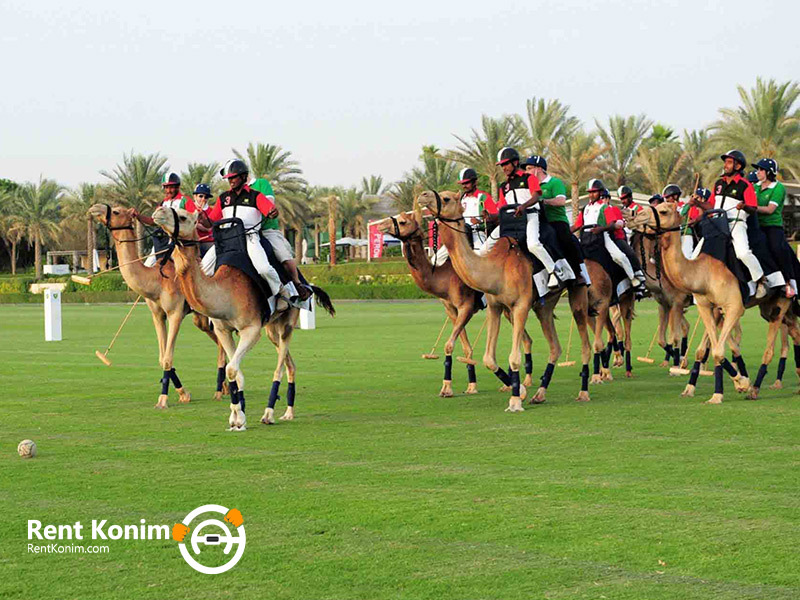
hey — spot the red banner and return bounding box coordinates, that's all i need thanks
[369,224,383,259]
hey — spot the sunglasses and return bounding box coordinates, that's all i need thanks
[197,195,212,200]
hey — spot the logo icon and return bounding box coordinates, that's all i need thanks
[172,504,245,574]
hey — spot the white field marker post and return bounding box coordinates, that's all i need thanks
[44,288,62,341]
[299,299,316,330]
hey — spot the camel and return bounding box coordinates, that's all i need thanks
[89,203,227,408]
[630,231,692,369]
[628,203,800,403]
[375,211,538,397]
[417,191,593,411]
[152,206,335,431]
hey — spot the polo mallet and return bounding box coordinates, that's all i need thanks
[95,296,142,366]
[637,327,658,363]
[558,319,576,367]
[456,316,488,366]
[422,317,449,360]
[71,248,171,286]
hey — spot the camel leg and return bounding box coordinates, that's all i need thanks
[162,310,191,404]
[149,306,171,410]
[667,304,685,375]
[723,321,751,394]
[682,329,712,398]
[530,302,560,404]
[691,300,723,403]
[679,312,690,368]
[441,304,474,397]
[483,301,512,391]
[569,287,592,401]
[280,351,297,421]
[225,323,262,432]
[504,303,530,413]
[657,303,672,367]
[619,296,634,379]
[784,318,800,395]
[521,328,534,388]
[457,324,478,395]
[769,324,790,390]
[610,306,624,368]
[214,342,227,401]
[749,303,792,399]
[707,303,745,404]
[591,303,609,385]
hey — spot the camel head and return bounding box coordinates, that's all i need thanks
[88,203,135,230]
[626,202,681,233]
[153,206,199,241]
[375,212,421,240]
[417,190,463,221]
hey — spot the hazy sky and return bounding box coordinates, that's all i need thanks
[2,0,798,189]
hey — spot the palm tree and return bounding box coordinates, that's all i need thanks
[409,146,458,192]
[447,115,523,201]
[550,129,605,216]
[0,189,24,275]
[63,183,99,272]
[595,114,653,186]
[100,152,168,255]
[328,195,337,266]
[514,97,581,156]
[12,178,64,278]
[681,129,717,188]
[635,142,686,195]
[387,178,417,212]
[337,187,377,259]
[360,175,388,196]
[711,78,800,179]
[233,142,308,232]
[180,162,220,197]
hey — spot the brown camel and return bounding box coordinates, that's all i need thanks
[376,211,553,398]
[89,203,226,408]
[417,191,593,411]
[152,206,335,431]
[630,231,692,369]
[628,203,800,402]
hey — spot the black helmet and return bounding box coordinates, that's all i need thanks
[695,187,711,201]
[220,159,249,180]
[521,155,547,170]
[161,172,181,187]
[720,149,746,169]
[458,168,478,183]
[600,188,611,199]
[746,170,759,184]
[662,184,682,199]
[752,157,778,176]
[617,185,633,199]
[496,147,520,165]
[649,193,664,205]
[587,178,605,192]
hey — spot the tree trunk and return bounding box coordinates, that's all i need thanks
[313,222,320,259]
[490,176,498,206]
[87,216,94,272]
[35,235,42,279]
[571,182,580,223]
[135,221,146,262]
[294,223,304,264]
[328,196,337,266]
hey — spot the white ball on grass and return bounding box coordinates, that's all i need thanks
[18,439,37,459]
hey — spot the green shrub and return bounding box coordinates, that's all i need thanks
[0,278,33,294]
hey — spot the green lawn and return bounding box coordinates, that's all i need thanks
[0,300,798,599]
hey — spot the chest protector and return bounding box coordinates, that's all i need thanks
[219,188,264,231]
[501,173,536,211]
[582,202,605,227]
[713,177,749,222]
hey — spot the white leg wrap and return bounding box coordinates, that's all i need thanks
[604,233,635,280]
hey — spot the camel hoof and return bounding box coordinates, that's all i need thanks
[590,374,603,385]
[679,358,689,369]
[229,403,246,430]
[705,394,724,404]
[221,380,230,395]
[659,360,670,368]
[681,385,695,398]
[464,383,479,395]
[279,407,294,421]
[575,391,590,402]
[746,388,759,401]
[439,385,454,398]
[529,387,546,404]
[498,385,512,393]
[213,391,223,401]
[176,388,191,404]
[522,374,533,388]
[612,355,624,368]
[504,397,525,412]
[227,425,247,432]
[624,371,633,379]
[519,384,527,401]
[601,368,613,382]
[261,408,276,425]
[769,380,783,390]
[154,395,168,410]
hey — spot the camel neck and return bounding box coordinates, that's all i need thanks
[111,228,160,298]
[171,244,230,320]
[437,220,501,295]
[659,230,693,293]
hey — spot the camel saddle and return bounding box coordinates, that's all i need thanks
[694,213,752,303]
[578,231,630,305]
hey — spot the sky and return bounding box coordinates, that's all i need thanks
[1,0,798,189]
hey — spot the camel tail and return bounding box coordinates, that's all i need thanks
[311,285,336,317]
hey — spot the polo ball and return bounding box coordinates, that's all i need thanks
[17,440,37,459]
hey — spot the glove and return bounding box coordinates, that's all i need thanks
[225,508,243,528]
[172,523,190,542]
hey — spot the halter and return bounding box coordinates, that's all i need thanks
[103,204,135,232]
[388,215,420,241]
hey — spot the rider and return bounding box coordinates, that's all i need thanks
[648,193,664,207]
[197,160,285,299]
[679,187,709,259]
[753,157,796,298]
[135,172,196,266]
[618,185,640,242]
[478,147,569,289]
[432,167,496,265]
[249,176,311,300]
[692,150,783,293]
[192,183,215,257]
[523,155,589,285]
[572,179,643,288]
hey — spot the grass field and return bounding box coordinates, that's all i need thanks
[1,300,799,599]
